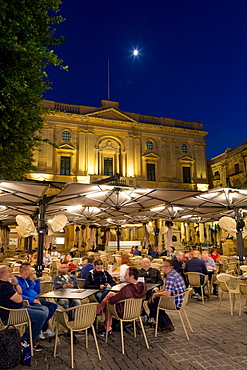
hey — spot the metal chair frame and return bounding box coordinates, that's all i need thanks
[154,288,193,340]
[106,298,149,354]
[53,302,101,368]
[0,306,33,356]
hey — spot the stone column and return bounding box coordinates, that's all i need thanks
[78,130,86,174]
[86,130,95,174]
[134,137,141,177]
[127,136,134,177]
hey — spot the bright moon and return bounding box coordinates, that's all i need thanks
[133,49,138,56]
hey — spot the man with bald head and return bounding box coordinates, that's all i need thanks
[0,265,48,351]
[139,258,163,301]
[184,250,208,301]
[172,251,184,276]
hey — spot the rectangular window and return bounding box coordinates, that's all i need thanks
[60,156,70,175]
[213,171,220,180]
[104,157,113,176]
[147,163,156,181]
[235,163,239,173]
[183,166,191,183]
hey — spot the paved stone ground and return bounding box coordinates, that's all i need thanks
[15,295,247,370]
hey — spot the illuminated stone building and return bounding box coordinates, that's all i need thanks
[208,141,247,189]
[27,99,208,191]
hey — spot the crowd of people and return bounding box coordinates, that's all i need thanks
[0,245,221,352]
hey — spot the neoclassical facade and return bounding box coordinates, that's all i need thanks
[208,141,247,188]
[27,99,209,190]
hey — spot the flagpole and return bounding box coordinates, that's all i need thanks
[107,58,110,100]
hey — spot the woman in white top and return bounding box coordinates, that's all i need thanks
[119,254,134,282]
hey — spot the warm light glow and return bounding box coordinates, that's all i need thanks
[77,176,90,184]
[86,191,107,198]
[132,188,150,193]
[196,192,219,199]
[197,184,209,191]
[27,173,53,181]
[67,205,82,212]
[150,205,165,212]
[100,185,114,191]
[122,223,143,228]
[55,237,65,245]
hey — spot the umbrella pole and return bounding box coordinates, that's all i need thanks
[116,226,121,251]
[28,236,33,255]
[37,196,47,277]
[154,220,159,246]
[235,208,244,265]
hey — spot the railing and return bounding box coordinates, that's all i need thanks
[138,115,159,124]
[54,104,81,114]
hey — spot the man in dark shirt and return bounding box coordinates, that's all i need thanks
[172,251,184,276]
[148,246,160,259]
[96,267,147,336]
[53,262,81,309]
[0,265,48,351]
[84,259,116,302]
[139,258,163,296]
[184,250,208,300]
[80,255,94,279]
[133,246,141,256]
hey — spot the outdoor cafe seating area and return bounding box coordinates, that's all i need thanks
[2,245,247,367]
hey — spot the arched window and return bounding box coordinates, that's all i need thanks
[62,131,71,142]
[97,138,122,176]
[146,140,154,150]
[181,144,188,154]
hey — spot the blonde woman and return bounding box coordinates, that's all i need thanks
[119,254,133,282]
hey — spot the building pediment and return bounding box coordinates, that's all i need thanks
[178,155,195,163]
[84,108,137,123]
[142,152,160,162]
[58,144,75,150]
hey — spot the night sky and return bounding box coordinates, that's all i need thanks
[44,0,247,160]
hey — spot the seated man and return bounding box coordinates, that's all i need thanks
[172,251,184,276]
[139,258,163,298]
[96,266,147,336]
[84,259,116,303]
[133,246,141,256]
[167,246,176,257]
[148,246,160,259]
[80,255,94,279]
[53,262,81,309]
[148,259,186,332]
[43,250,52,268]
[201,251,217,295]
[0,265,48,351]
[184,250,208,300]
[17,262,57,339]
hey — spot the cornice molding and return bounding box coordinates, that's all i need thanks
[44,110,208,137]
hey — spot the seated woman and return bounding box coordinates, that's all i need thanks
[209,248,221,262]
[62,253,78,272]
[129,246,135,255]
[119,254,134,282]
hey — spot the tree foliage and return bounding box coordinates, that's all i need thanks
[0,0,65,180]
